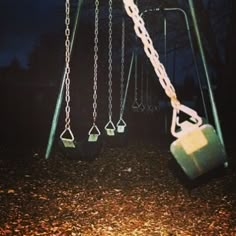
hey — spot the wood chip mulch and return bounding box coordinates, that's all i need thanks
[0,142,235,235]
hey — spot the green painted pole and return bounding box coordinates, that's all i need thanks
[188,0,225,148]
[120,52,135,118]
[45,0,84,159]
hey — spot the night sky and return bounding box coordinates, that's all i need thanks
[0,0,229,72]
[0,0,64,68]
[0,0,195,70]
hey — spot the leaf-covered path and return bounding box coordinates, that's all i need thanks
[0,142,236,235]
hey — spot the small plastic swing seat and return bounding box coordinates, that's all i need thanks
[61,138,76,148]
[147,105,154,112]
[132,101,140,112]
[170,124,227,179]
[117,118,127,133]
[105,120,116,136]
[88,124,101,142]
[117,125,125,133]
[60,128,76,148]
[106,128,115,136]
[138,103,145,112]
[88,134,99,142]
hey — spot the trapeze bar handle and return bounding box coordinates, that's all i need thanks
[88,124,101,142]
[116,118,127,133]
[105,120,116,136]
[60,128,76,148]
[171,104,202,138]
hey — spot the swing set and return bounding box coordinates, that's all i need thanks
[45,0,227,180]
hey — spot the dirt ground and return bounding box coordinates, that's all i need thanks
[0,139,236,235]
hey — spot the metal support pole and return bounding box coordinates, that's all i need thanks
[188,0,225,147]
[163,15,167,67]
[45,0,84,159]
[172,42,176,85]
[163,13,168,134]
[120,53,135,118]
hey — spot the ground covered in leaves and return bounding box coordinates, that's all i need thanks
[0,140,236,235]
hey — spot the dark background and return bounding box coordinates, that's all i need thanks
[0,0,235,153]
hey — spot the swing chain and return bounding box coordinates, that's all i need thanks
[132,51,140,110]
[93,0,99,124]
[123,0,203,137]
[146,63,149,108]
[116,18,127,133]
[139,62,145,111]
[88,0,101,142]
[104,0,116,136]
[64,0,71,129]
[108,0,113,121]
[120,18,125,113]
[122,0,179,109]
[134,51,138,103]
[59,0,75,147]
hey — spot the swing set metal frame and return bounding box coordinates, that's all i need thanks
[122,0,227,179]
[45,0,227,180]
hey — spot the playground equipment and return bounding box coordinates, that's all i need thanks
[46,0,132,159]
[88,0,101,142]
[139,7,209,134]
[59,0,76,148]
[145,61,154,112]
[141,6,208,121]
[45,0,83,159]
[116,17,127,133]
[104,0,116,136]
[122,0,227,179]
[131,49,140,112]
[46,0,228,180]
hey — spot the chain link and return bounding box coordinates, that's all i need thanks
[120,18,125,112]
[134,50,138,103]
[92,0,99,124]
[64,0,72,129]
[108,0,113,120]
[140,62,144,105]
[122,0,180,109]
[145,63,149,107]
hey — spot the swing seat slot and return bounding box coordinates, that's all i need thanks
[170,124,227,179]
